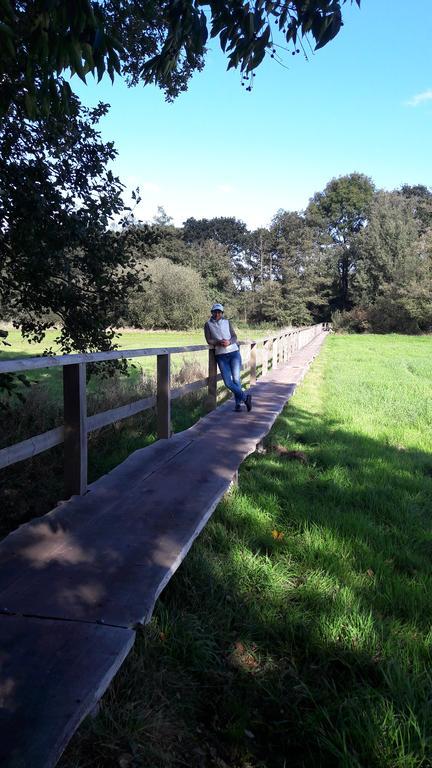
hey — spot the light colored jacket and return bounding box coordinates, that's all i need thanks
[204,317,239,355]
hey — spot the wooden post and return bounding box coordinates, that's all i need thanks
[207,348,217,410]
[262,340,268,375]
[63,363,87,497]
[157,353,171,439]
[250,342,257,385]
[273,337,278,369]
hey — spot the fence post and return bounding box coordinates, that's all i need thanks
[208,348,217,410]
[63,363,87,497]
[157,353,171,439]
[272,337,278,369]
[250,342,257,385]
[262,340,268,375]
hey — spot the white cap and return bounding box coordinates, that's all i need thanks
[211,303,224,312]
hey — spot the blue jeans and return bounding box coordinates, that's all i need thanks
[216,350,246,405]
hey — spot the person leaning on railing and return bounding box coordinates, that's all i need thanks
[204,302,252,413]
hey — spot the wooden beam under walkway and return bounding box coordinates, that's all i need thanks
[0,331,327,768]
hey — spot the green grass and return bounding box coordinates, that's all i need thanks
[58,334,432,768]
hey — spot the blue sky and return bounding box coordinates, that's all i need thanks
[73,0,432,230]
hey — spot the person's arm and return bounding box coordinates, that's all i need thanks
[204,321,218,347]
[228,321,238,346]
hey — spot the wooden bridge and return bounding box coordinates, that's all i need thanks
[0,325,327,768]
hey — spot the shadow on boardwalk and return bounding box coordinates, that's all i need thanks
[59,403,432,768]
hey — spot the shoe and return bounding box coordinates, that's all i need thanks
[234,403,242,412]
[245,393,252,412]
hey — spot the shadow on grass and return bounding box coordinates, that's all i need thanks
[58,402,432,768]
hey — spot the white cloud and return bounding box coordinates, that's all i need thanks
[140,181,161,193]
[216,184,234,194]
[405,89,432,107]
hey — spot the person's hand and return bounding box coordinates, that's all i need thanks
[220,339,230,347]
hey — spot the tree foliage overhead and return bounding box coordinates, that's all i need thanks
[0,94,137,353]
[0,0,361,117]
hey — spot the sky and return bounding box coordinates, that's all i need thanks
[73,0,432,230]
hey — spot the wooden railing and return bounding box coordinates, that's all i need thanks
[0,324,324,497]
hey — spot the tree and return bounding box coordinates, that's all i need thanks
[353,191,432,331]
[398,184,432,235]
[0,1,361,118]
[0,95,137,354]
[152,206,174,227]
[241,228,274,288]
[307,172,375,310]
[188,239,235,299]
[270,210,332,323]
[183,216,249,288]
[128,257,208,330]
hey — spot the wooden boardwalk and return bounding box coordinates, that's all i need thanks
[0,331,326,768]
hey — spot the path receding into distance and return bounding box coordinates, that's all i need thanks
[0,331,327,768]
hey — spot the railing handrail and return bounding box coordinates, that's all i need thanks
[0,344,210,375]
[1,324,325,497]
[0,325,302,375]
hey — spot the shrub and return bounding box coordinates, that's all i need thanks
[367,298,420,334]
[129,258,209,330]
[331,307,371,333]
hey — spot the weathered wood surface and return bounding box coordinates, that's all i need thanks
[0,426,64,470]
[87,394,157,432]
[0,615,134,768]
[0,331,326,768]
[0,344,210,374]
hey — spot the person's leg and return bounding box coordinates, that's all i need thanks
[230,351,252,412]
[229,351,246,404]
[217,352,245,405]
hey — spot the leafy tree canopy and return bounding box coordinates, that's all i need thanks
[183,216,248,250]
[307,172,375,309]
[0,0,360,118]
[0,95,137,354]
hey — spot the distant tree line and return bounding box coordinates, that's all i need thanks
[2,169,431,339]
[112,174,432,333]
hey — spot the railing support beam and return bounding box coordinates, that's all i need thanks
[157,353,171,439]
[207,349,218,410]
[250,342,257,386]
[63,363,87,498]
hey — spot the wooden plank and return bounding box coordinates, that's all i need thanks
[0,614,134,768]
[63,363,87,498]
[156,353,171,439]
[0,427,64,470]
[171,378,208,401]
[87,395,156,432]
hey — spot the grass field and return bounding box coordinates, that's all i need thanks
[57,334,432,768]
